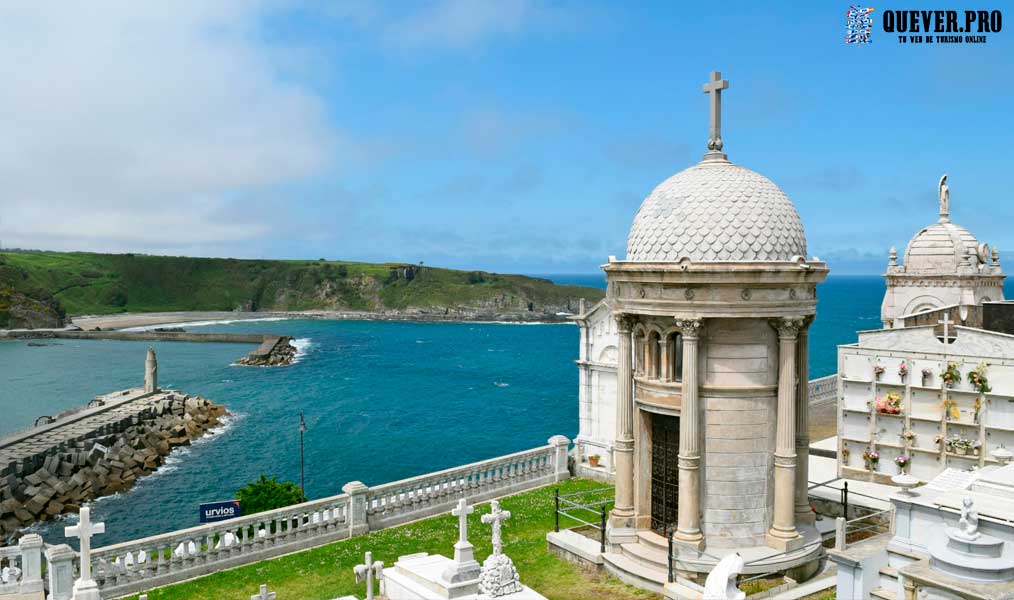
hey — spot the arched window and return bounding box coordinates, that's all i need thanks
[648,331,662,379]
[668,332,684,382]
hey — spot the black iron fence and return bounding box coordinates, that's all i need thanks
[553,486,614,553]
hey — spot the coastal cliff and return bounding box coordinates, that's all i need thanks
[0,251,603,325]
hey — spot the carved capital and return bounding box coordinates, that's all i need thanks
[674,317,704,339]
[770,316,805,340]
[615,313,637,333]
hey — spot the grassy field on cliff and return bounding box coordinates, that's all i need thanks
[0,250,602,322]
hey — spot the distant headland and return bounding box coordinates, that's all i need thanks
[0,250,604,329]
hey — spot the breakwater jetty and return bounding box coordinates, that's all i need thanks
[0,329,299,366]
[0,350,228,543]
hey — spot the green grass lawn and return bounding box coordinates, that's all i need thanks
[127,479,654,600]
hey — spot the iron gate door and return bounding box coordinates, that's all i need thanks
[650,414,680,535]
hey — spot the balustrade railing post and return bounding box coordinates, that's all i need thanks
[342,480,370,536]
[599,505,606,554]
[554,489,560,533]
[45,543,76,600]
[835,516,846,551]
[17,533,44,594]
[549,435,571,482]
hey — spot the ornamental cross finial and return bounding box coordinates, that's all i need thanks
[702,71,729,158]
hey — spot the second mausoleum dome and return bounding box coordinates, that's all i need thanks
[902,221,980,273]
[625,160,807,262]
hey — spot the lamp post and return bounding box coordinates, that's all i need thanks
[299,411,308,501]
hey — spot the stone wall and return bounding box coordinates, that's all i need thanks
[0,392,227,544]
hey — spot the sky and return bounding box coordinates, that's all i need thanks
[0,1,1012,275]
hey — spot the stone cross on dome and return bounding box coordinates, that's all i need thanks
[702,70,730,159]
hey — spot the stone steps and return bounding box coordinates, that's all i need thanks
[620,540,669,571]
[636,530,669,553]
[877,565,899,593]
[870,587,898,600]
[602,551,667,595]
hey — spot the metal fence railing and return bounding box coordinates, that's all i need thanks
[553,487,614,553]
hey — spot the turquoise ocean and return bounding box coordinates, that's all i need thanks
[2,275,1007,545]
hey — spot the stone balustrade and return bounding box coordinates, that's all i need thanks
[0,534,44,596]
[807,374,837,408]
[41,436,569,599]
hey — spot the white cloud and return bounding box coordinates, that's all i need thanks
[381,0,548,51]
[0,2,336,253]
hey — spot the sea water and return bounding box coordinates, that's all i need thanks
[0,275,1004,545]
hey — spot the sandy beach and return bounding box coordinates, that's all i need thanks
[69,311,290,331]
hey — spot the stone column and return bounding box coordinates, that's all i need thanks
[795,318,814,525]
[768,317,804,550]
[659,339,670,382]
[675,318,704,549]
[609,314,636,538]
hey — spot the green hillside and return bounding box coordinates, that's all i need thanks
[0,251,603,327]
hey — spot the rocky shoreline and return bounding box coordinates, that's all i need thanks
[0,393,228,544]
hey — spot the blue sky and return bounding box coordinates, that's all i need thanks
[1,1,1012,274]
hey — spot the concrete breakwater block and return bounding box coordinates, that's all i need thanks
[234,335,298,367]
[0,392,228,543]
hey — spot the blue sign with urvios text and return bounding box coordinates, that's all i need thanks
[199,500,242,524]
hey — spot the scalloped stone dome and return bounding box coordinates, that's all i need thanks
[625,160,807,262]
[902,221,979,273]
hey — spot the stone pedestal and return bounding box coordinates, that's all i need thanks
[441,541,481,584]
[928,527,1014,582]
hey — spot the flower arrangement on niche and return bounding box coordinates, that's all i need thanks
[873,364,886,380]
[876,392,903,415]
[863,449,880,470]
[901,430,915,445]
[941,362,961,388]
[921,368,933,386]
[947,436,980,456]
[974,398,982,424]
[841,446,850,465]
[943,398,960,421]
[894,454,910,472]
[898,362,908,381]
[968,362,992,393]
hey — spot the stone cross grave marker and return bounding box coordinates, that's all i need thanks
[442,497,481,583]
[353,551,384,600]
[479,500,522,597]
[251,584,277,600]
[702,71,729,153]
[65,506,105,600]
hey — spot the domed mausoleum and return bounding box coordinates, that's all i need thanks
[601,72,829,596]
[880,175,1005,327]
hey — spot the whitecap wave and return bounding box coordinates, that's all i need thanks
[291,338,313,363]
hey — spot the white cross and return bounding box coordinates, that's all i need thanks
[702,71,729,152]
[353,551,384,600]
[480,500,512,556]
[938,313,956,344]
[250,584,276,600]
[452,498,474,544]
[65,507,105,584]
